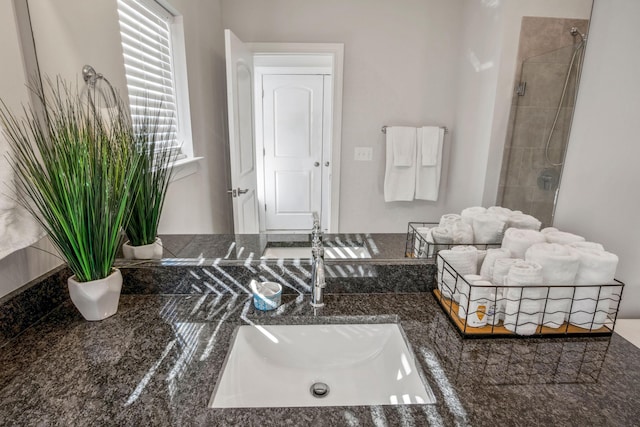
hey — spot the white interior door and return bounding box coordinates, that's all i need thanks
[224,29,259,233]
[262,74,324,231]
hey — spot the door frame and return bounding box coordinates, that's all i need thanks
[248,43,344,233]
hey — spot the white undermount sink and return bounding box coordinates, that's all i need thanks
[261,245,372,259]
[209,323,435,408]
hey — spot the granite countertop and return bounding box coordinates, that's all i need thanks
[149,233,413,263]
[1,284,640,426]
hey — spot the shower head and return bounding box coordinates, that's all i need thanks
[570,27,587,42]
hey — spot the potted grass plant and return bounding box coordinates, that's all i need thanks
[121,110,177,259]
[0,79,138,321]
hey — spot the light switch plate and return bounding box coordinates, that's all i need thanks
[354,147,373,161]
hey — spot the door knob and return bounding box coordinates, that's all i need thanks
[324,161,330,167]
[237,188,249,194]
[226,189,237,197]
[314,162,320,167]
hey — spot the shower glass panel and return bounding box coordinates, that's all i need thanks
[498,22,587,227]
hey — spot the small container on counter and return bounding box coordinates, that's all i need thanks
[250,280,282,311]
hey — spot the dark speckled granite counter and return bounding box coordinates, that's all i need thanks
[2,281,640,426]
[2,233,422,345]
[150,233,415,263]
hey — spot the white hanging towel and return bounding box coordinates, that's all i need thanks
[384,126,416,202]
[0,133,45,260]
[415,126,444,201]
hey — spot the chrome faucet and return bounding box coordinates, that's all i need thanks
[310,213,325,308]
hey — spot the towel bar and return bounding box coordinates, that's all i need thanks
[382,125,448,134]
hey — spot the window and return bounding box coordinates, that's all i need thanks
[117,0,192,158]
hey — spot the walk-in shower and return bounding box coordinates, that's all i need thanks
[497,18,590,227]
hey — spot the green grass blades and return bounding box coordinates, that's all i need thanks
[124,107,177,247]
[0,78,139,282]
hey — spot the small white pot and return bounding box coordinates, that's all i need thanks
[122,237,163,259]
[68,269,123,321]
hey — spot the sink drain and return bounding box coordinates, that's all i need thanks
[310,382,330,398]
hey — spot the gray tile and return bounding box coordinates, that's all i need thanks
[532,183,559,203]
[517,165,551,189]
[530,201,556,228]
[519,17,565,62]
[511,107,548,148]
[499,147,510,187]
[525,148,565,169]
[505,147,526,186]
[501,186,534,212]
[528,63,568,109]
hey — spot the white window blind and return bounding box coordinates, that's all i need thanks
[117,0,180,149]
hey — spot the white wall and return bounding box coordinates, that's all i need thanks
[156,0,232,234]
[221,0,465,232]
[554,0,640,318]
[450,0,504,211]
[0,0,62,299]
[28,0,232,235]
[27,0,128,95]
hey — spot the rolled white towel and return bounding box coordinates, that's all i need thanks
[472,213,507,243]
[573,247,618,284]
[504,260,544,336]
[458,274,482,319]
[452,221,474,244]
[476,250,487,272]
[492,258,521,287]
[541,227,559,234]
[568,241,605,252]
[424,229,437,258]
[501,228,546,259]
[466,280,494,328]
[507,213,542,231]
[439,213,462,229]
[487,206,514,217]
[525,243,580,328]
[432,227,453,244]
[437,246,478,301]
[413,227,430,258]
[461,206,487,226]
[480,248,512,281]
[545,231,586,245]
[491,258,521,325]
[427,227,453,258]
[569,247,619,330]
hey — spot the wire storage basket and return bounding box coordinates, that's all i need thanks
[429,314,610,385]
[405,222,502,258]
[434,252,625,338]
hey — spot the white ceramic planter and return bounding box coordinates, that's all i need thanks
[122,237,163,259]
[68,269,122,321]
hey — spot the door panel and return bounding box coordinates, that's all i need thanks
[237,65,255,176]
[240,189,258,232]
[275,170,311,213]
[274,88,313,158]
[263,74,324,231]
[225,29,259,233]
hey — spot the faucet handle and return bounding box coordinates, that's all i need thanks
[311,212,320,229]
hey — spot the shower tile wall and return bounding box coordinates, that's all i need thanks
[498,17,589,227]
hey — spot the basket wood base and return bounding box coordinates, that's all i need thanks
[433,289,613,338]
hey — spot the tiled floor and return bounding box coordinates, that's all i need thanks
[614,319,640,349]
